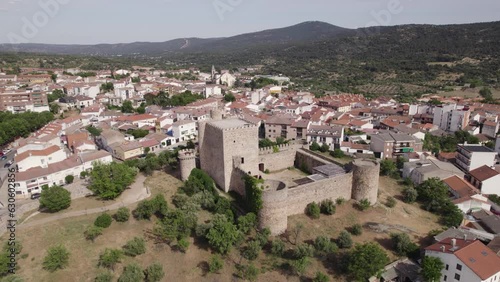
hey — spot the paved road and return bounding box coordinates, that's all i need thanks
[17,174,150,230]
[0,149,16,206]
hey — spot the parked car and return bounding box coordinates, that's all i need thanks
[31,193,41,200]
[4,160,13,168]
[2,149,11,154]
[1,155,8,161]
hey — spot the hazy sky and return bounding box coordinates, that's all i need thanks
[1,0,499,44]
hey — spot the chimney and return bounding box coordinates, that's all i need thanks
[464,234,467,241]
[451,239,457,248]
[440,246,446,252]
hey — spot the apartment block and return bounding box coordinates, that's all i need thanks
[370,132,423,159]
[433,104,471,132]
[0,90,49,113]
[455,144,497,172]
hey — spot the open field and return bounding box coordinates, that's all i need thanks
[3,173,443,282]
[428,88,500,99]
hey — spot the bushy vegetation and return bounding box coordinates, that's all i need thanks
[336,230,353,249]
[313,236,338,257]
[118,263,144,282]
[144,263,165,282]
[122,237,146,257]
[114,207,130,222]
[98,248,123,271]
[0,111,54,146]
[84,226,103,242]
[88,162,137,200]
[390,233,419,258]
[320,199,336,215]
[349,224,363,236]
[145,90,203,107]
[42,245,70,272]
[133,194,169,220]
[208,255,224,273]
[341,243,389,281]
[94,213,112,228]
[39,185,71,212]
[356,199,371,211]
[423,130,480,153]
[306,202,321,219]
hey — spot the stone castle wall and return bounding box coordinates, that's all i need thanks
[178,149,196,181]
[258,143,299,172]
[286,173,354,216]
[259,180,288,235]
[294,149,331,173]
[200,124,226,191]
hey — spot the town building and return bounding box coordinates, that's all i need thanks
[455,144,497,172]
[370,132,423,160]
[306,125,344,150]
[433,104,471,132]
[425,238,500,282]
[0,90,49,113]
[466,165,500,195]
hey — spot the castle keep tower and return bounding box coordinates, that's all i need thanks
[259,180,288,235]
[351,159,380,205]
[199,118,259,192]
[178,149,197,181]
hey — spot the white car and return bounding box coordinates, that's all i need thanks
[2,149,11,154]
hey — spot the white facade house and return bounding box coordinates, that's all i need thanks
[171,120,197,142]
[14,145,67,172]
[433,104,471,132]
[306,125,344,151]
[495,135,500,155]
[425,238,500,282]
[456,144,497,172]
[14,151,112,197]
[204,86,222,98]
[467,165,500,195]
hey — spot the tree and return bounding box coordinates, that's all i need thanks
[42,245,70,272]
[356,199,371,211]
[223,93,236,102]
[88,162,137,200]
[65,175,74,184]
[289,257,310,276]
[337,230,353,249]
[415,178,449,204]
[421,256,444,282]
[177,238,190,253]
[306,202,321,219]
[390,233,419,257]
[293,243,315,259]
[209,254,224,273]
[479,87,493,100]
[122,237,146,257]
[94,213,113,228]
[153,209,197,244]
[100,82,114,92]
[86,125,102,137]
[309,141,320,151]
[144,263,164,282]
[345,243,389,281]
[39,185,71,212]
[255,228,271,247]
[114,207,130,222]
[118,263,144,282]
[121,100,134,113]
[380,159,398,177]
[50,103,60,114]
[84,226,103,242]
[98,248,123,271]
[205,214,242,254]
[313,272,330,282]
[237,213,257,235]
[402,186,418,203]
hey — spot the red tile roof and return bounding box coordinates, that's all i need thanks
[469,165,499,182]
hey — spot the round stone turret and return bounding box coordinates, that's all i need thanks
[210,108,223,120]
[178,149,196,181]
[351,159,380,205]
[258,180,288,235]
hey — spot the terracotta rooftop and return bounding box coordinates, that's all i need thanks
[469,165,499,182]
[14,145,61,163]
[426,238,500,280]
[443,175,480,198]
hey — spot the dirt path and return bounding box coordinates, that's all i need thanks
[17,174,150,230]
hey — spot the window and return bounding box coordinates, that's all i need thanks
[444,275,447,281]
[456,264,462,271]
[446,264,449,270]
[241,158,245,164]
[454,274,460,281]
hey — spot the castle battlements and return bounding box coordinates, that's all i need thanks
[178,149,196,159]
[259,143,295,155]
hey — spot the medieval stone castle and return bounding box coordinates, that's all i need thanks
[178,110,380,235]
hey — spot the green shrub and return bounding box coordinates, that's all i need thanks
[84,226,103,242]
[306,202,321,219]
[114,207,130,222]
[336,198,346,205]
[237,213,257,235]
[337,230,353,249]
[98,248,123,270]
[122,237,146,257]
[144,263,164,282]
[402,186,418,203]
[94,213,113,228]
[255,228,271,247]
[349,224,363,236]
[356,199,371,211]
[177,238,190,253]
[386,196,397,208]
[270,239,286,257]
[313,271,330,282]
[42,245,70,272]
[208,255,223,273]
[293,243,315,259]
[235,263,259,281]
[118,263,144,282]
[94,271,113,282]
[242,240,262,261]
[320,199,336,215]
[314,236,338,256]
[289,257,310,276]
[330,149,345,158]
[65,175,74,184]
[39,185,71,212]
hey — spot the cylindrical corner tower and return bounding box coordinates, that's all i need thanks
[178,149,196,181]
[351,159,380,205]
[258,180,288,236]
[210,108,223,121]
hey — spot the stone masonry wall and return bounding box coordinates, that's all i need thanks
[294,149,331,173]
[259,180,288,235]
[258,143,299,172]
[286,173,353,216]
